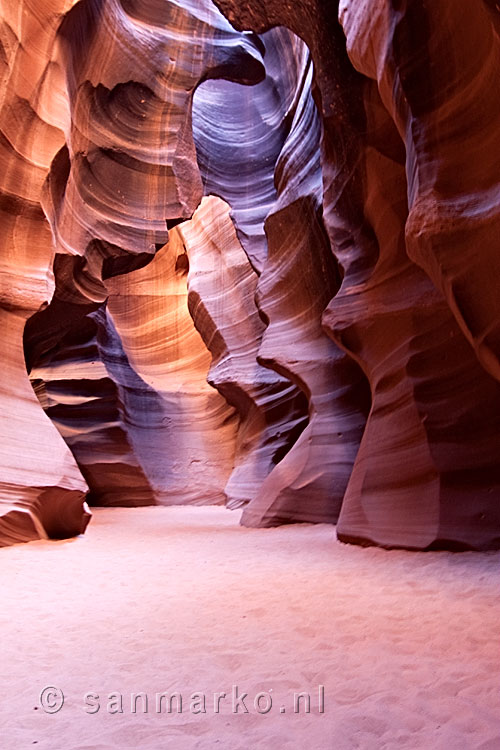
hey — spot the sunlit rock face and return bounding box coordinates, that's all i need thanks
[181,196,309,510]
[0,0,88,546]
[0,0,265,544]
[20,17,312,520]
[105,227,239,505]
[3,0,500,549]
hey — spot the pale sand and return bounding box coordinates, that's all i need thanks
[1,506,499,750]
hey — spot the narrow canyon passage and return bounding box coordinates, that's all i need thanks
[3,0,500,550]
[2,0,500,747]
[1,506,499,750]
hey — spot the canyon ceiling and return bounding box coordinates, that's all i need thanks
[1,0,499,550]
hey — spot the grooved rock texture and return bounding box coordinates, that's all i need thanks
[192,26,310,272]
[213,0,500,549]
[0,0,266,544]
[1,308,90,546]
[240,50,369,527]
[2,0,500,549]
[0,1,89,545]
[27,302,158,509]
[105,227,239,505]
[339,0,500,382]
[180,195,308,509]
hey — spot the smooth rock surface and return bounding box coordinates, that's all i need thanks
[212,0,500,549]
[2,0,500,549]
[1,0,265,542]
[181,196,308,509]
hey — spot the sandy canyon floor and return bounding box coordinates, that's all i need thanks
[1,506,499,749]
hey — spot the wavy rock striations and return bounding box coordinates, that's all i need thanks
[213,0,500,549]
[105,227,239,505]
[25,269,157,508]
[0,0,265,543]
[193,26,310,272]
[191,31,324,511]
[2,0,500,549]
[0,1,89,545]
[241,52,369,527]
[181,196,308,509]
[47,0,265,260]
[339,0,500,383]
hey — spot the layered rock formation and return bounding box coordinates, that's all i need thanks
[191,29,370,526]
[339,0,500,383]
[241,50,369,527]
[27,298,158,508]
[0,2,89,545]
[2,0,500,550]
[181,196,308,509]
[105,227,239,505]
[192,26,310,272]
[0,0,267,544]
[213,0,500,549]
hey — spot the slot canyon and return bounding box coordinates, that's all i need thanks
[1,1,499,748]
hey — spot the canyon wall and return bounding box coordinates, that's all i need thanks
[2,0,499,549]
[214,0,500,549]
